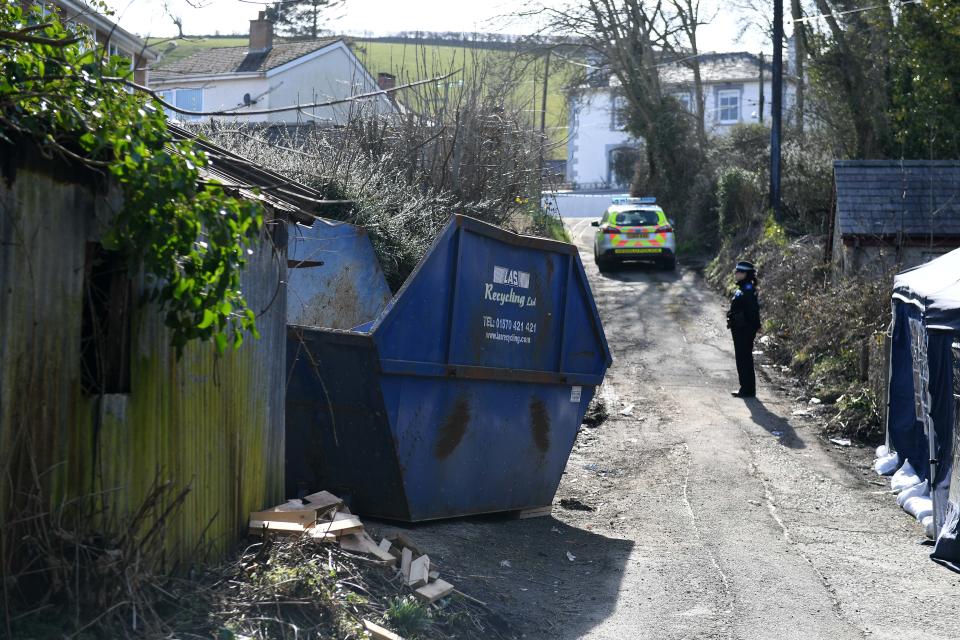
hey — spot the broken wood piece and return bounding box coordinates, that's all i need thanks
[362,619,405,640]
[414,579,454,604]
[408,554,430,588]
[249,506,317,526]
[378,538,392,553]
[306,527,337,542]
[400,548,413,580]
[301,490,343,511]
[311,517,363,537]
[248,519,308,535]
[338,533,396,563]
[387,532,424,556]
[511,505,553,519]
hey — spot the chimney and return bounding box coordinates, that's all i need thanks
[377,72,396,91]
[249,11,273,53]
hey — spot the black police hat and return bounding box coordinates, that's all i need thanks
[734,261,756,273]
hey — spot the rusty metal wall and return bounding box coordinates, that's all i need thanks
[0,164,286,565]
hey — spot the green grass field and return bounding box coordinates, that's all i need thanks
[148,36,573,159]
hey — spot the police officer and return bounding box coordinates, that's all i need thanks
[727,261,761,398]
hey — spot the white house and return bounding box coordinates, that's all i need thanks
[43,0,158,84]
[149,12,397,124]
[566,51,799,189]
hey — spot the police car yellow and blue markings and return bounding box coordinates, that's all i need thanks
[604,213,670,254]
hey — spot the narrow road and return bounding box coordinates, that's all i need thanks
[385,218,960,639]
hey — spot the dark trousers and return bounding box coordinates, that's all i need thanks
[732,329,757,395]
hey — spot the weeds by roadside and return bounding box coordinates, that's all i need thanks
[707,219,890,443]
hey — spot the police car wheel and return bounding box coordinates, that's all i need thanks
[660,257,676,271]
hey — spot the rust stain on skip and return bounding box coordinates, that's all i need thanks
[435,398,471,459]
[530,399,551,453]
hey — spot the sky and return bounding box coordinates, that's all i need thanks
[106,0,770,53]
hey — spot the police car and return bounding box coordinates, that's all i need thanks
[591,196,677,271]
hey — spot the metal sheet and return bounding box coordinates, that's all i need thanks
[286,218,392,330]
[286,215,611,521]
[1,165,287,567]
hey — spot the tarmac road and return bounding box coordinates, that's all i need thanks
[380,218,960,640]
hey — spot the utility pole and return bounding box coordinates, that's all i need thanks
[771,0,783,222]
[758,52,765,124]
[538,49,552,190]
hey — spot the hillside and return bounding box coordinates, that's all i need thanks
[147,36,574,159]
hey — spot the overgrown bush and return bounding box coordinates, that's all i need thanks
[716,167,764,238]
[197,52,553,289]
[707,219,891,442]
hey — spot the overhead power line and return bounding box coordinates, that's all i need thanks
[792,0,923,23]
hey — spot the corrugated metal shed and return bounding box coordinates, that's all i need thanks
[834,160,960,238]
[0,132,331,566]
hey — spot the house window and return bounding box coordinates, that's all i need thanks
[158,89,204,121]
[611,95,628,130]
[81,244,132,395]
[718,90,740,124]
[175,88,203,119]
[674,93,692,112]
[608,146,639,187]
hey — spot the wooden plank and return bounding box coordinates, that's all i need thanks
[414,579,455,604]
[408,555,430,588]
[387,533,424,556]
[400,548,413,580]
[339,533,396,563]
[302,490,343,511]
[378,539,392,553]
[510,505,553,520]
[249,507,316,526]
[248,519,308,535]
[362,619,405,640]
[311,517,363,537]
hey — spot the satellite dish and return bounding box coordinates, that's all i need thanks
[243,92,253,106]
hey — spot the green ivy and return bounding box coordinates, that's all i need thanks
[0,2,264,354]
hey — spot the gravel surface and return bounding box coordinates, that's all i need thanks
[371,218,960,639]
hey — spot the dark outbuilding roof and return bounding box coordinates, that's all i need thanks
[834,160,960,237]
[167,123,335,224]
[151,39,340,81]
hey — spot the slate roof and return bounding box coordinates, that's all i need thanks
[834,160,960,237]
[151,38,340,81]
[660,52,770,85]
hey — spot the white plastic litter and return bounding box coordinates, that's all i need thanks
[922,515,935,539]
[830,438,852,447]
[896,480,928,507]
[891,460,922,493]
[566,551,576,562]
[874,452,899,476]
[875,445,889,458]
[620,403,635,416]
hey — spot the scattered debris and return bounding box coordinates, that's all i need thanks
[809,397,823,405]
[619,403,635,416]
[830,438,852,447]
[248,491,463,611]
[415,579,455,604]
[565,551,576,562]
[364,618,406,640]
[582,394,610,428]
[771,431,783,437]
[559,497,595,512]
[499,560,512,568]
[792,409,810,416]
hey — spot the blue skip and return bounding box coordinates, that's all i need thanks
[286,215,612,521]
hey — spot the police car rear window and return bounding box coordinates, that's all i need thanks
[613,210,660,226]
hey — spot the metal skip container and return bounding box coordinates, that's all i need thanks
[286,214,612,521]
